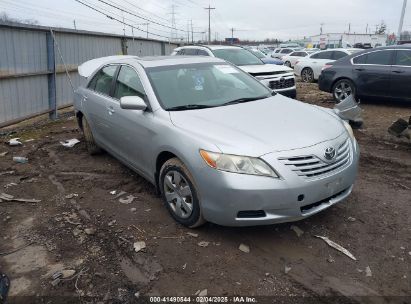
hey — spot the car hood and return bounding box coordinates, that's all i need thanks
[238,64,293,74]
[169,95,345,156]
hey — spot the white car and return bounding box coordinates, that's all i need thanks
[271,48,302,60]
[172,45,296,98]
[281,50,315,68]
[294,49,362,83]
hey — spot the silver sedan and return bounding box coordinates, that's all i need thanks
[74,55,359,227]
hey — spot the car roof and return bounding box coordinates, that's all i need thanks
[78,55,226,77]
[177,44,243,51]
[137,55,225,67]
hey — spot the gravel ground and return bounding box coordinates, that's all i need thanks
[0,83,410,303]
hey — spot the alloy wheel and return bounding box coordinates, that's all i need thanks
[163,170,193,219]
[302,68,314,83]
[334,81,353,103]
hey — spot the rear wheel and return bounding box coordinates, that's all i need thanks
[301,67,314,83]
[159,158,205,228]
[332,79,356,104]
[82,116,101,155]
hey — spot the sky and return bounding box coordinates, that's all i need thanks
[0,0,410,42]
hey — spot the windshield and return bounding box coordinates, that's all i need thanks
[146,63,271,110]
[250,49,265,59]
[212,48,263,66]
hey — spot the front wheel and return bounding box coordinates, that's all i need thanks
[332,79,356,104]
[159,158,205,228]
[301,67,314,83]
[82,116,102,155]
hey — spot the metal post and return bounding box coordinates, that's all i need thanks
[46,31,57,120]
[204,5,215,44]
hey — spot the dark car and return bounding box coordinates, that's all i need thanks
[318,46,411,103]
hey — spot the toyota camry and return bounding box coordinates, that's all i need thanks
[74,55,359,228]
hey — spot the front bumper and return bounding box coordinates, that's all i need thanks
[196,135,359,226]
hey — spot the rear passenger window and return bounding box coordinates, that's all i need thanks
[312,51,333,59]
[113,66,145,99]
[394,50,411,66]
[333,51,347,60]
[353,54,366,64]
[197,49,209,56]
[365,51,392,65]
[183,48,198,56]
[88,65,117,95]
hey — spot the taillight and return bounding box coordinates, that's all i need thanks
[322,64,333,71]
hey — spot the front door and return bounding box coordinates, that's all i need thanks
[104,65,155,176]
[390,49,411,100]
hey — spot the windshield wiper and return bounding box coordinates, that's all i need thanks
[221,95,270,106]
[167,104,217,111]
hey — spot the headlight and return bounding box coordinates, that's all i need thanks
[199,150,279,178]
[343,121,355,140]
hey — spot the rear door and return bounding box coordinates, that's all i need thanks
[105,65,154,175]
[84,65,118,145]
[391,49,411,100]
[352,50,394,97]
[310,51,334,79]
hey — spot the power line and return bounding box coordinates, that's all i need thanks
[73,0,171,39]
[94,0,202,34]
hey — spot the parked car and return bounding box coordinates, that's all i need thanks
[271,48,302,60]
[172,45,296,98]
[75,55,359,227]
[248,48,284,65]
[319,46,411,103]
[281,50,314,68]
[294,49,362,83]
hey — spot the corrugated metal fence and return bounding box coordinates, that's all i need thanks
[0,22,179,127]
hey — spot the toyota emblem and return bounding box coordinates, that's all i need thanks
[324,147,336,160]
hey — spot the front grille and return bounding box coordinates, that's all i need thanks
[279,139,351,179]
[269,78,295,90]
[300,188,349,214]
[237,210,266,218]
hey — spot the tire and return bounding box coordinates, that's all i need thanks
[301,67,314,83]
[332,79,356,104]
[82,116,102,155]
[284,61,291,68]
[159,158,205,228]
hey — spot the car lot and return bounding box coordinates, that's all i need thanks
[0,82,410,301]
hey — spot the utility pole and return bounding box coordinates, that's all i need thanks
[187,21,190,43]
[191,19,194,43]
[231,27,234,43]
[204,5,215,44]
[138,23,149,39]
[170,3,177,42]
[122,13,125,37]
[398,0,407,40]
[320,23,324,35]
[348,23,351,34]
[366,23,368,34]
[73,20,77,30]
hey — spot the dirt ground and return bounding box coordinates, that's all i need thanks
[0,83,410,303]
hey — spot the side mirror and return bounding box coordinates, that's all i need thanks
[120,96,147,111]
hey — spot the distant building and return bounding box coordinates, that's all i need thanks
[225,37,240,44]
[308,33,387,49]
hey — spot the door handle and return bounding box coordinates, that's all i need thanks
[355,68,365,71]
[392,70,405,74]
[107,106,115,115]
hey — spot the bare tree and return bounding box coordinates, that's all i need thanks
[0,12,39,25]
[375,20,387,35]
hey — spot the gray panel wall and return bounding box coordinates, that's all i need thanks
[0,23,179,126]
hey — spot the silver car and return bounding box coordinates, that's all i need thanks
[75,55,359,228]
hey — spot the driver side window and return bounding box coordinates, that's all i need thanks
[113,66,146,100]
